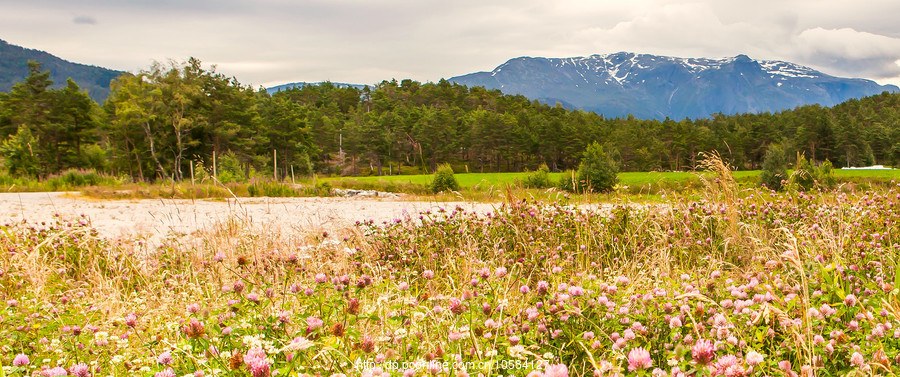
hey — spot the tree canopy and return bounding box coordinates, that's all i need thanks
[2,59,899,180]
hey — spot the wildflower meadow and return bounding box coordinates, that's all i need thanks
[1,166,899,376]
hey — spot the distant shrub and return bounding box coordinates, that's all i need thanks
[0,173,23,186]
[450,164,469,174]
[294,152,314,176]
[216,152,245,183]
[574,142,618,193]
[248,180,300,197]
[760,144,788,191]
[46,169,125,189]
[358,167,378,177]
[522,164,553,188]
[83,144,110,172]
[398,165,424,175]
[430,163,459,193]
[329,178,428,195]
[556,170,577,192]
[0,127,41,178]
[789,155,836,191]
[791,155,816,191]
[817,159,836,189]
[190,160,210,182]
[302,181,333,196]
[892,143,900,168]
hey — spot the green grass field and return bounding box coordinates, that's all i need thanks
[832,168,900,179]
[323,168,897,189]
[319,168,898,200]
[324,170,745,188]
[3,167,894,200]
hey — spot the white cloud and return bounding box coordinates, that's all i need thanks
[791,27,900,82]
[795,27,900,60]
[568,1,792,62]
[1,0,900,86]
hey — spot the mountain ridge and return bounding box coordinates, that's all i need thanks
[449,52,898,120]
[266,81,369,93]
[0,39,123,102]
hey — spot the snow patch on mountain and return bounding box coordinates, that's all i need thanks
[448,52,899,120]
[543,53,822,84]
[758,60,819,79]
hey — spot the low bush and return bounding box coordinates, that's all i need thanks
[760,144,788,191]
[556,170,577,192]
[790,156,837,191]
[46,169,126,189]
[430,163,459,193]
[574,142,618,193]
[247,180,300,197]
[520,164,553,188]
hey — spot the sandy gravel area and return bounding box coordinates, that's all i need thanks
[0,192,500,243]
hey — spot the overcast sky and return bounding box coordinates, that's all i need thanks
[3,0,900,88]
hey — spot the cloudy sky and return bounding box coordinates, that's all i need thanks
[3,0,900,88]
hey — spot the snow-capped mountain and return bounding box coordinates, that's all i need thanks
[449,52,898,119]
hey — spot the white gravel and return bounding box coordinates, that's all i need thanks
[0,192,500,243]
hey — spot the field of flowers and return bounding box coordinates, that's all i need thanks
[1,169,899,376]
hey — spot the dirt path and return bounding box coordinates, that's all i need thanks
[0,192,500,243]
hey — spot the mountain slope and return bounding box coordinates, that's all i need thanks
[449,52,899,120]
[266,81,369,93]
[0,39,123,102]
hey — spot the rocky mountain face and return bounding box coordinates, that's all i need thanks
[449,52,899,119]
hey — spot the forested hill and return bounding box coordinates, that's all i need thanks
[1,60,899,182]
[0,39,122,102]
[264,80,900,173]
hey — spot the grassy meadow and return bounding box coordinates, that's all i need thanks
[322,168,896,199]
[0,166,896,202]
[323,169,897,188]
[1,157,900,376]
[323,171,707,188]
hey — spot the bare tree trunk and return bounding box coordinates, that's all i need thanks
[174,128,184,181]
[174,133,184,180]
[172,102,187,181]
[142,121,168,180]
[127,138,144,181]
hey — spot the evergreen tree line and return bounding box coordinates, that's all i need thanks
[1,59,899,181]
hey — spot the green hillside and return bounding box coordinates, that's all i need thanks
[0,39,123,102]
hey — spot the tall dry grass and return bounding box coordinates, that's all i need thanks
[1,178,898,375]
